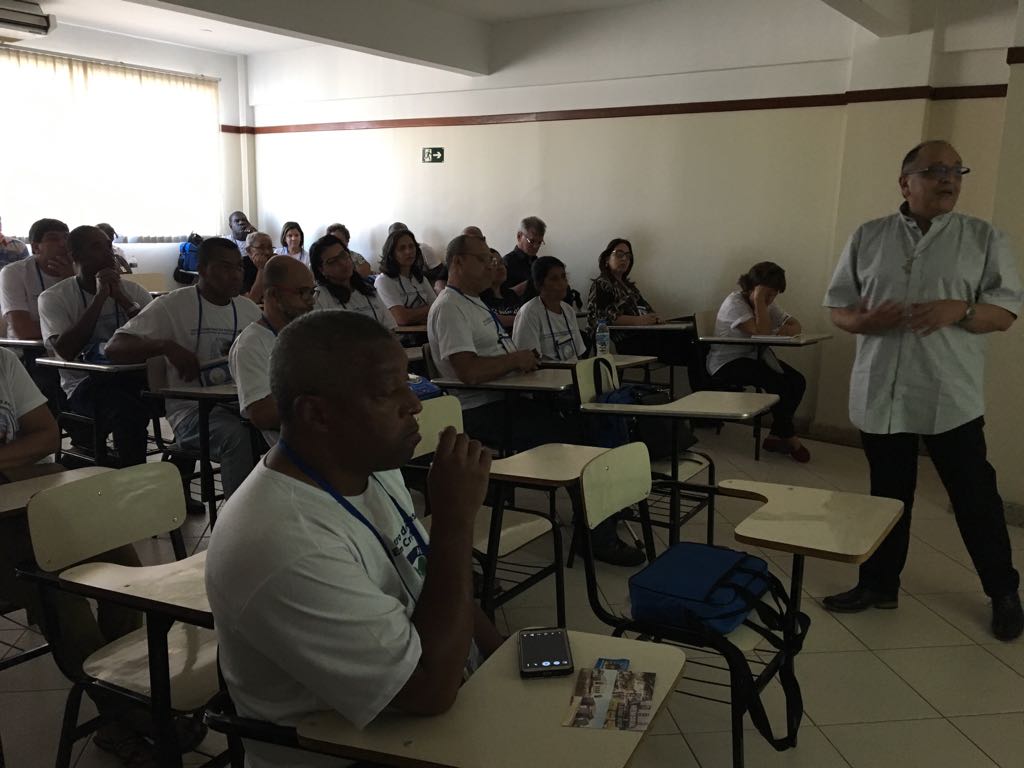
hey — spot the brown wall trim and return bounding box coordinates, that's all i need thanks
[931,84,1007,100]
[1008,47,1024,65]
[220,83,1007,135]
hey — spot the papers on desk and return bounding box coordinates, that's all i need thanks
[563,664,657,731]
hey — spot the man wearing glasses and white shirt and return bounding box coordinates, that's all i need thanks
[229,255,316,448]
[823,140,1023,641]
[428,234,561,450]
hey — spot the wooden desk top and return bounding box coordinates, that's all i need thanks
[490,444,611,486]
[607,320,694,333]
[158,383,239,400]
[297,630,686,768]
[433,368,572,393]
[540,354,657,371]
[0,466,111,518]
[59,551,211,624]
[0,338,46,349]
[581,390,778,420]
[397,324,428,334]
[699,333,833,347]
[35,357,148,373]
[723,479,903,563]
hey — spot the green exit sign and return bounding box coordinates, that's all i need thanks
[422,147,445,163]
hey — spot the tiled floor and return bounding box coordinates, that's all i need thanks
[2,425,1022,766]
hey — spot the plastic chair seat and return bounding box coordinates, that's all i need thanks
[82,623,218,712]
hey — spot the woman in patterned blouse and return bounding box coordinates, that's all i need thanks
[587,238,663,330]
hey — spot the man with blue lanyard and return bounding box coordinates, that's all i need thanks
[229,255,315,448]
[206,311,503,768]
[107,237,262,500]
[427,233,551,448]
[39,225,152,466]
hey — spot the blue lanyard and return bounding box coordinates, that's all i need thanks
[398,275,427,308]
[278,439,429,568]
[543,302,578,361]
[448,286,512,350]
[77,279,122,329]
[34,260,46,293]
[194,285,238,355]
[260,314,278,336]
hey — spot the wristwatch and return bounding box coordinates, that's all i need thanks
[959,302,976,326]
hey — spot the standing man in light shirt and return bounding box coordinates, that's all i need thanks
[229,256,315,448]
[822,139,1023,641]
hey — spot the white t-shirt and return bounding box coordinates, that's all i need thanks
[706,290,787,375]
[228,320,279,447]
[313,285,398,331]
[273,247,310,268]
[427,288,514,410]
[0,346,47,444]
[374,274,436,312]
[0,257,63,334]
[512,297,585,362]
[39,277,153,397]
[112,286,261,430]
[206,463,437,768]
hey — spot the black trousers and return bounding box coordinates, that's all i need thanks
[67,374,152,467]
[859,417,1019,598]
[461,396,580,453]
[710,357,806,439]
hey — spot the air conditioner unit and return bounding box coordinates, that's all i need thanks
[0,1,53,43]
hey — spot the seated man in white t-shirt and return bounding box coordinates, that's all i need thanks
[229,256,315,448]
[0,218,76,413]
[206,310,503,768]
[106,237,262,499]
[428,234,575,451]
[39,225,153,466]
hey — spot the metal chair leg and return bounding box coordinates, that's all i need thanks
[56,684,85,768]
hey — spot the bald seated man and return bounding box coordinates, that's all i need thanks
[207,311,503,768]
[227,210,256,254]
[229,255,315,447]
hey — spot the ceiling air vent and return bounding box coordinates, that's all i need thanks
[0,1,53,43]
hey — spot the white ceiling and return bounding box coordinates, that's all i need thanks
[40,0,301,54]
[37,0,662,56]
[418,0,655,22]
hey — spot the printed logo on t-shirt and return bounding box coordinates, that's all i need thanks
[0,398,18,443]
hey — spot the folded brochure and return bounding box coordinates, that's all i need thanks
[563,659,656,731]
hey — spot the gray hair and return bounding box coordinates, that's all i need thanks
[518,216,546,238]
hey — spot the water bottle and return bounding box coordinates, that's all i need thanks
[595,320,610,356]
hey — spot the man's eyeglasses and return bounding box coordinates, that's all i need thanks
[278,286,316,299]
[905,164,970,180]
[522,235,544,247]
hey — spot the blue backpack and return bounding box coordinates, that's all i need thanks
[407,374,443,400]
[177,240,200,272]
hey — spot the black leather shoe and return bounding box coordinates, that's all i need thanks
[992,592,1023,641]
[593,537,646,567]
[822,585,898,613]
